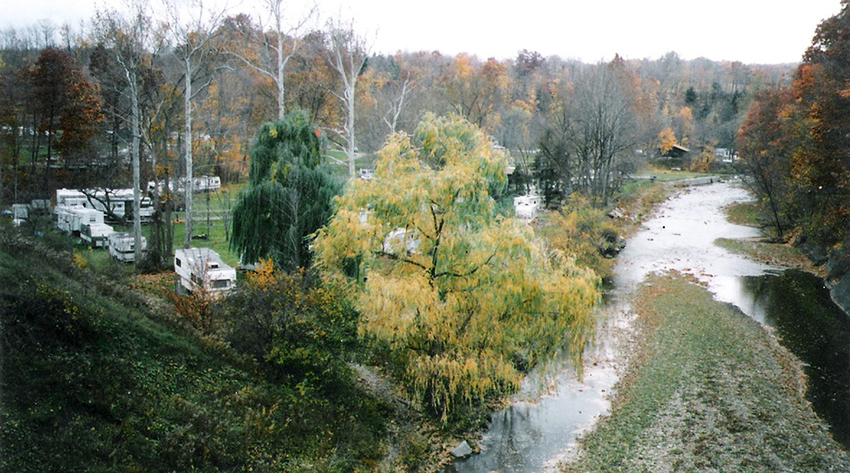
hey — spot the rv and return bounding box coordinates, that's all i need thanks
[11,203,28,226]
[174,248,236,295]
[513,194,541,221]
[88,188,154,223]
[193,175,221,192]
[55,187,154,223]
[55,206,105,235]
[55,188,88,207]
[80,222,114,248]
[108,232,147,262]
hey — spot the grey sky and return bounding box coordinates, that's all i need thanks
[1,0,842,64]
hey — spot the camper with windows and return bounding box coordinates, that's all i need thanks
[55,206,105,236]
[108,232,147,263]
[174,248,236,296]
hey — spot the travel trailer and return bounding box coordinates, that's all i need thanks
[193,175,221,192]
[80,222,114,248]
[11,204,28,226]
[86,188,154,223]
[174,248,236,295]
[513,194,541,221]
[108,232,147,263]
[55,206,105,235]
[55,188,88,208]
[55,188,154,223]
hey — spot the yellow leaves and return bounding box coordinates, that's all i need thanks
[450,53,476,78]
[657,126,677,154]
[408,351,519,421]
[246,257,276,288]
[314,113,599,421]
[72,250,88,269]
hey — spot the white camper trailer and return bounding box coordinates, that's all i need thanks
[108,232,147,262]
[11,203,28,226]
[174,248,236,295]
[55,188,88,207]
[80,223,114,248]
[513,194,541,221]
[88,189,154,223]
[193,175,221,192]
[56,188,154,223]
[55,206,105,235]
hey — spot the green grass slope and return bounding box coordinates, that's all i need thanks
[0,227,389,472]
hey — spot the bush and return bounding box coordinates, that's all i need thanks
[543,196,621,276]
[217,266,359,386]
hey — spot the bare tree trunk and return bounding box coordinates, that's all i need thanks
[183,57,194,249]
[327,19,370,179]
[129,68,143,263]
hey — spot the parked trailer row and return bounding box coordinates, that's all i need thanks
[51,189,236,297]
[55,188,154,223]
[53,205,148,261]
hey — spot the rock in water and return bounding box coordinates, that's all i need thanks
[450,440,473,458]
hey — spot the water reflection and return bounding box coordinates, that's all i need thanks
[740,270,850,448]
[445,300,624,473]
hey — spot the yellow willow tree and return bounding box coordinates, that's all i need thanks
[313,113,599,421]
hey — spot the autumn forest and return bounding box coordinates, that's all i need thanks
[4,0,850,470]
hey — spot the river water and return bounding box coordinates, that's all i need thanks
[447,181,850,472]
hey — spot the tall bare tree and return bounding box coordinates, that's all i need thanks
[94,0,158,264]
[226,1,316,120]
[540,58,642,206]
[163,0,227,248]
[326,16,370,178]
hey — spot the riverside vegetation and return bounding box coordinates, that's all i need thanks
[561,189,850,472]
[0,169,665,472]
[8,176,838,472]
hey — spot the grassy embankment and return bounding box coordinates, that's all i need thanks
[717,199,826,276]
[562,273,850,472]
[560,183,850,472]
[0,225,392,472]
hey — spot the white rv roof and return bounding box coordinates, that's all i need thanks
[175,247,231,266]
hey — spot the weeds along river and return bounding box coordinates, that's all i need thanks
[446,180,850,472]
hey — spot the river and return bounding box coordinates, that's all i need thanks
[447,180,850,472]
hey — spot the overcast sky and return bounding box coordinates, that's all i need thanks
[0,0,843,64]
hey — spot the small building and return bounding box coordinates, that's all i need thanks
[662,145,690,159]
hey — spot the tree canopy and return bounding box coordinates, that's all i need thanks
[313,113,599,420]
[230,109,341,271]
[737,2,850,250]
